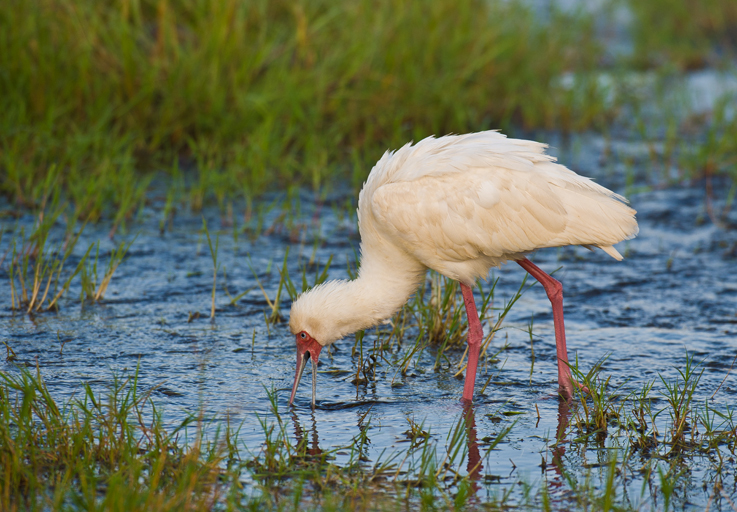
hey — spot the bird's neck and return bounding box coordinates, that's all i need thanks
[289,236,427,345]
[351,244,426,324]
[320,242,426,342]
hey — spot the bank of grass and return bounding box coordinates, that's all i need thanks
[626,0,737,70]
[4,0,737,225]
[1,0,605,219]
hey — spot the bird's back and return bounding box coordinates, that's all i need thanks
[357,131,638,284]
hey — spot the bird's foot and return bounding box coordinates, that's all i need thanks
[559,379,590,401]
[574,380,591,396]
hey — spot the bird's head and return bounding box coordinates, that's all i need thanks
[288,330,323,407]
[288,283,341,408]
[287,279,374,407]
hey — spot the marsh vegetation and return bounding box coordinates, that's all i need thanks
[1,0,737,510]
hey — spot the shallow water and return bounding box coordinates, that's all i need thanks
[2,159,736,508]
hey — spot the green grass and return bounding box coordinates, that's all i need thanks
[2,0,737,225]
[79,235,136,304]
[5,207,133,312]
[1,0,606,217]
[3,0,737,224]
[626,0,737,70]
[569,353,736,475]
[378,271,534,387]
[0,366,520,511]
[0,366,231,511]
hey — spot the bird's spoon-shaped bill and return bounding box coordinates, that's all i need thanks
[289,352,308,406]
[289,333,322,408]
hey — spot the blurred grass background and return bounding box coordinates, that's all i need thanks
[628,0,737,70]
[1,0,736,221]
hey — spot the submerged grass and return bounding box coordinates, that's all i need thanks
[1,352,734,511]
[0,366,521,511]
[0,366,229,512]
[4,207,135,312]
[569,353,736,477]
[7,209,89,312]
[79,236,136,304]
[202,218,219,319]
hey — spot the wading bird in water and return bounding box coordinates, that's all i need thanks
[288,131,638,407]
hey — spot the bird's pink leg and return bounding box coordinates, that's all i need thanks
[516,258,575,399]
[461,283,484,403]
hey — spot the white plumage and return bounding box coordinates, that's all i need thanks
[288,130,638,406]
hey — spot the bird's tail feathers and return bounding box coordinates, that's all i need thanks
[599,245,623,260]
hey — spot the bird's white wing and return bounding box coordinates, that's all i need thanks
[369,169,567,280]
[359,132,638,282]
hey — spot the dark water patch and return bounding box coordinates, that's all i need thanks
[317,400,395,411]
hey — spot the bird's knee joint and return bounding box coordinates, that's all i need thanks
[468,325,484,344]
[474,326,484,340]
[545,279,563,301]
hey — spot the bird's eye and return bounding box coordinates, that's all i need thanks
[300,332,307,339]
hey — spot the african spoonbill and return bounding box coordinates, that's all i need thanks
[288,131,638,407]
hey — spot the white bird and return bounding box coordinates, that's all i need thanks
[288,131,638,407]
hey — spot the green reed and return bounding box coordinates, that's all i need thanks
[6,206,93,312]
[79,235,136,303]
[0,365,230,512]
[202,218,220,319]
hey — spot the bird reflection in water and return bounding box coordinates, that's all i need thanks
[462,396,574,506]
[291,410,323,458]
[463,403,483,502]
[288,397,572,504]
[543,398,572,503]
